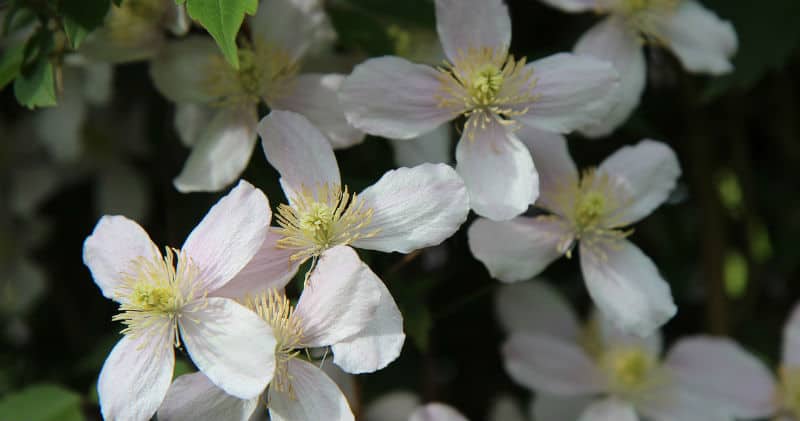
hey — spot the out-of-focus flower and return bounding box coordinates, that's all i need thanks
[340,0,620,221]
[539,0,737,137]
[83,181,277,421]
[488,395,528,421]
[469,130,680,335]
[364,391,469,421]
[150,0,364,193]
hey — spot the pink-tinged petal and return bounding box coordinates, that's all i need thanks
[175,103,216,147]
[364,390,420,421]
[455,119,539,220]
[249,0,334,61]
[83,215,160,302]
[489,396,527,421]
[258,111,341,200]
[517,53,619,133]
[539,0,596,12]
[578,398,638,421]
[434,0,511,62]
[495,280,581,341]
[516,125,578,215]
[579,240,676,337]
[783,302,800,365]
[269,73,365,149]
[173,106,259,193]
[98,321,174,421]
[663,336,777,419]
[592,310,663,357]
[295,246,382,347]
[410,403,469,421]
[657,0,737,75]
[352,163,469,253]
[533,395,595,421]
[157,372,260,421]
[331,276,405,374]
[501,332,606,395]
[211,231,299,299]
[268,359,354,421]
[340,56,456,140]
[182,180,271,293]
[179,297,276,399]
[149,36,219,103]
[468,216,568,283]
[391,124,453,167]
[574,17,646,138]
[598,139,681,225]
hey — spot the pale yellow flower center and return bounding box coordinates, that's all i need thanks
[778,366,800,418]
[106,0,165,45]
[600,346,661,397]
[611,0,681,43]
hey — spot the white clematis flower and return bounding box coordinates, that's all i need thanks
[364,390,470,421]
[339,0,620,221]
[149,0,364,193]
[83,180,277,421]
[540,0,738,137]
[157,245,382,421]
[469,128,680,335]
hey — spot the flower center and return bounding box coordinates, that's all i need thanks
[779,366,800,418]
[600,346,659,397]
[613,0,680,43]
[106,0,165,44]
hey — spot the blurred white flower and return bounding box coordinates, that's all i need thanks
[364,390,469,421]
[469,130,680,335]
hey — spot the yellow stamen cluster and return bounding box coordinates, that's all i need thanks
[611,0,681,44]
[435,47,538,139]
[275,183,378,263]
[106,0,165,45]
[600,346,661,397]
[778,366,800,418]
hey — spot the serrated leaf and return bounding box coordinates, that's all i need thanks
[14,56,57,109]
[0,384,85,421]
[60,0,110,48]
[185,0,258,69]
[0,44,25,89]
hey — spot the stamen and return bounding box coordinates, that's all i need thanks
[106,0,165,45]
[599,346,663,397]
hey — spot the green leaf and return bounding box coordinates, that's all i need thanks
[14,56,57,109]
[60,0,111,49]
[0,44,25,89]
[185,0,258,69]
[0,384,85,421]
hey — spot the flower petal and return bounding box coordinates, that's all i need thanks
[783,302,800,365]
[455,120,539,221]
[538,0,596,12]
[182,180,271,293]
[495,280,581,341]
[249,0,334,61]
[578,398,638,421]
[409,403,469,421]
[501,332,606,395]
[468,216,567,283]
[149,36,219,103]
[157,372,260,421]
[352,163,469,253]
[598,139,681,225]
[574,17,646,138]
[579,240,676,337]
[515,125,578,215]
[179,297,276,400]
[269,359,354,421]
[516,53,619,133]
[175,103,216,147]
[340,56,456,139]
[434,0,511,61]
[592,310,663,358]
[533,395,595,421]
[364,390,420,421]
[173,106,259,193]
[391,124,452,167]
[83,215,161,302]
[96,161,150,222]
[258,110,341,200]
[489,396,527,421]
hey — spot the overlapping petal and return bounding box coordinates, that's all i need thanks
[268,359,354,421]
[434,0,511,61]
[495,280,581,341]
[249,0,334,61]
[149,36,219,104]
[516,125,578,215]
[157,372,260,421]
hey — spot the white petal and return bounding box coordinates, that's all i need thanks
[268,359,354,421]
[98,322,174,421]
[364,390,420,421]
[658,0,737,75]
[515,125,578,215]
[149,36,219,103]
[409,403,468,421]
[578,398,638,421]
[501,332,606,395]
[489,396,526,421]
[179,297,276,400]
[495,280,581,341]
[331,275,405,374]
[352,163,469,253]
[295,246,382,347]
[269,73,365,149]
[579,240,676,337]
[598,139,681,225]
[83,215,161,302]
[34,88,86,162]
[539,0,596,12]
[663,336,777,419]
[157,372,260,421]
[637,383,736,421]
[173,106,259,193]
[340,56,456,139]
[592,310,663,358]
[455,120,539,221]
[175,103,216,147]
[320,363,358,410]
[574,17,646,138]
[533,395,595,421]
[249,0,334,61]
[96,161,150,222]
[434,0,511,61]
[257,110,341,200]
[81,61,113,105]
[783,302,800,365]
[468,216,567,283]
[517,53,619,133]
[391,124,452,167]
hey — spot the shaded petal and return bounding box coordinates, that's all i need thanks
[468,216,568,283]
[579,240,676,337]
[574,17,646,138]
[173,106,258,193]
[164,2,190,36]
[96,161,150,222]
[352,163,469,253]
[783,302,800,365]
[175,103,216,147]
[34,88,86,162]
[364,390,420,421]
[340,56,456,139]
[578,398,638,421]
[269,359,354,421]
[391,124,452,167]
[179,297,276,400]
[320,363,358,410]
[269,73,365,149]
[495,280,581,341]
[409,403,468,421]
[489,395,527,421]
[157,372,260,421]
[637,383,734,421]
[149,36,219,103]
[599,139,681,225]
[533,395,595,421]
[539,0,596,12]
[592,310,663,358]
[249,0,334,61]
[434,0,511,61]
[517,53,619,133]
[501,332,606,395]
[83,215,160,302]
[516,125,578,215]
[455,120,539,220]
